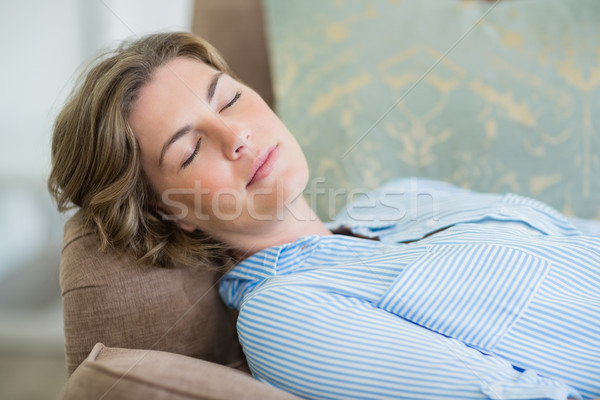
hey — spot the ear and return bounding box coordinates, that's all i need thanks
[174,219,197,233]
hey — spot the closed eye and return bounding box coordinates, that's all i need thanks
[220,91,241,112]
[182,137,202,169]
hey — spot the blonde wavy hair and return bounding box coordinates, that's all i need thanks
[48,31,237,271]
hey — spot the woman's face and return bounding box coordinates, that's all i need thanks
[129,57,309,243]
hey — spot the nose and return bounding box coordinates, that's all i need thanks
[220,121,252,160]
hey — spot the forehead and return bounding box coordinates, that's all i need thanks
[130,58,217,130]
[139,57,219,105]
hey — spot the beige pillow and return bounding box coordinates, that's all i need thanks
[60,343,302,400]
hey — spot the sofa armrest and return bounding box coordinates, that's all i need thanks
[60,212,244,375]
[60,343,302,400]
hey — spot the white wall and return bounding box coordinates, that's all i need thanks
[0,0,194,183]
[0,0,81,183]
[0,0,193,349]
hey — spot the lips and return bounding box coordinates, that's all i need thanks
[247,145,279,187]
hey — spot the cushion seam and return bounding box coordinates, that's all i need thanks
[86,362,215,400]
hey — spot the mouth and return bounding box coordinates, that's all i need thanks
[247,145,279,187]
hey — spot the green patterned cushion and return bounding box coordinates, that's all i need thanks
[264,0,600,220]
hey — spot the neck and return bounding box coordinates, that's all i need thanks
[228,197,332,259]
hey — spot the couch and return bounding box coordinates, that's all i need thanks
[59,0,600,398]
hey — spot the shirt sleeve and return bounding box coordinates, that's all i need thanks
[236,281,581,400]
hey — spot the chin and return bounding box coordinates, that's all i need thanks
[294,159,310,192]
[278,166,309,206]
[278,140,310,199]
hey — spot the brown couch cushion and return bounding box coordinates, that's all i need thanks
[60,343,302,400]
[60,211,244,375]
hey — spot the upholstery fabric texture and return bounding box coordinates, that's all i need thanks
[60,211,243,375]
[264,0,600,220]
[192,0,274,108]
[59,343,302,400]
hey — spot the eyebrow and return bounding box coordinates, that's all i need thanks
[207,72,223,103]
[158,72,223,167]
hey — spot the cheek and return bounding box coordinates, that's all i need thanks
[192,167,236,197]
[160,188,244,226]
[151,175,228,221]
[191,173,246,221]
[288,139,309,181]
[159,190,197,222]
[204,191,245,221]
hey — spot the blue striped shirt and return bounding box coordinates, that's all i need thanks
[219,178,600,399]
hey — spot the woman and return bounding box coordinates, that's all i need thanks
[49,32,599,399]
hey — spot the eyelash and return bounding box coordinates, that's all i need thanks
[182,137,201,168]
[182,91,242,169]
[220,91,241,112]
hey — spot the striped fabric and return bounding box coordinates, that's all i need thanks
[219,178,599,400]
